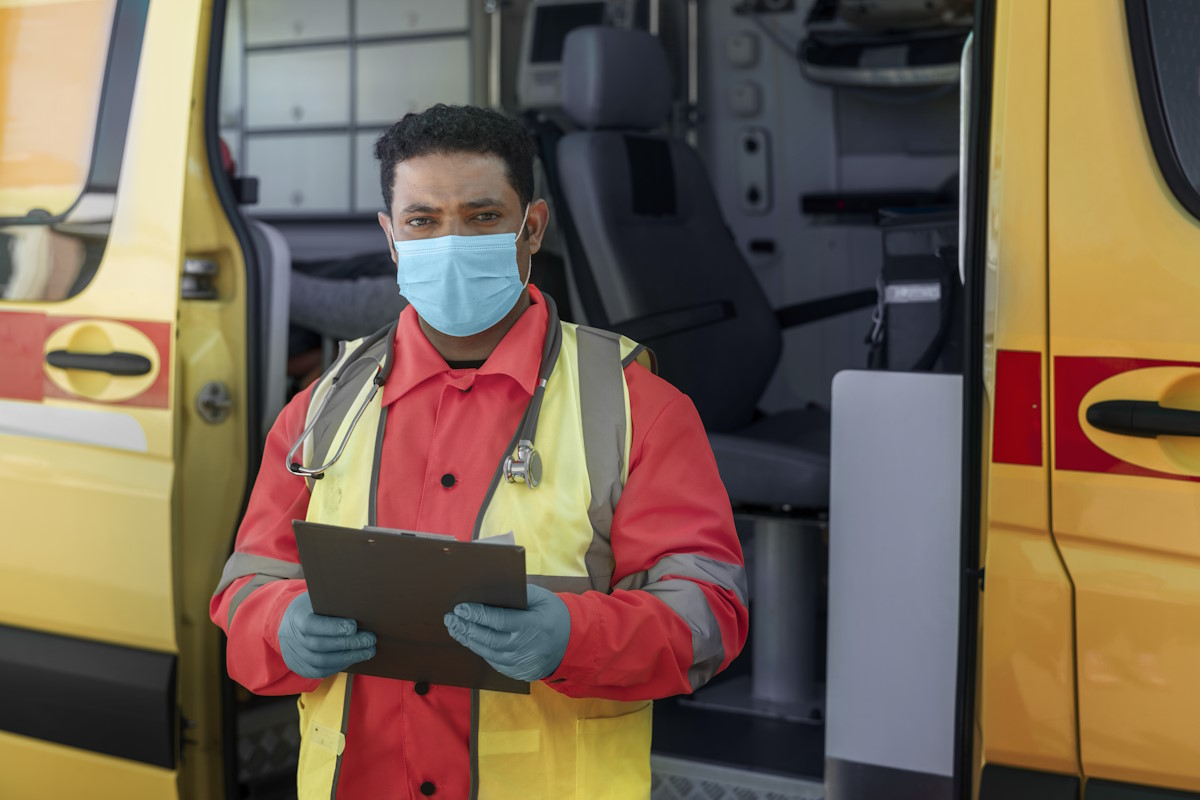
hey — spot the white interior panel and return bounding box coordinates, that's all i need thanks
[219,0,244,128]
[219,128,241,172]
[246,47,350,129]
[247,134,350,214]
[827,370,962,779]
[356,39,472,125]
[356,0,469,37]
[355,130,388,213]
[245,0,349,46]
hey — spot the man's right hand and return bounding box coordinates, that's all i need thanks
[278,592,377,679]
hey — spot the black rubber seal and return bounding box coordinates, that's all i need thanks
[954,2,997,797]
[0,623,176,768]
[978,764,1079,800]
[1125,0,1200,223]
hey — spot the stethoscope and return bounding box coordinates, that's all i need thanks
[286,295,562,490]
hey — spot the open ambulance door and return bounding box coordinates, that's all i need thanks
[1044,0,1200,797]
[975,1,1200,797]
[0,1,254,797]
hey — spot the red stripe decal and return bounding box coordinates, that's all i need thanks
[41,317,172,409]
[0,312,47,402]
[993,350,1043,466]
[1053,355,1200,481]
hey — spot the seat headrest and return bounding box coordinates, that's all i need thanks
[562,27,672,131]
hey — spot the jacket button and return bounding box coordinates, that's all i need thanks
[420,781,436,796]
[414,681,430,696]
[440,473,456,488]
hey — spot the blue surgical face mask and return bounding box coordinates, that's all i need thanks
[393,205,531,338]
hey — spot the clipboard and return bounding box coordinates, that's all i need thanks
[293,520,530,694]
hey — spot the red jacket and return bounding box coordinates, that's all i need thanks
[211,286,748,799]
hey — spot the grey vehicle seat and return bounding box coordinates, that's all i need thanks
[555,26,874,511]
[246,218,291,435]
[549,26,877,716]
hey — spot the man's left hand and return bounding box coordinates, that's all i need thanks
[444,584,570,682]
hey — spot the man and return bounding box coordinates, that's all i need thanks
[211,104,747,800]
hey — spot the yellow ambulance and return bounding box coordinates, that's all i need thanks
[0,1,1197,798]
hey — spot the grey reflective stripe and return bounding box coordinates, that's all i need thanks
[329,673,354,799]
[469,688,481,800]
[304,328,394,488]
[616,553,748,690]
[310,357,376,475]
[576,326,626,593]
[528,574,593,594]
[621,343,658,374]
[227,573,275,628]
[368,406,388,527]
[615,553,749,608]
[470,311,563,541]
[214,552,304,597]
[302,341,351,491]
[642,579,725,690]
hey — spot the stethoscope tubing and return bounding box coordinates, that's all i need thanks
[285,296,562,483]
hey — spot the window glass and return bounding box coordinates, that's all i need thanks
[1144,1,1200,200]
[0,0,131,303]
[0,0,117,219]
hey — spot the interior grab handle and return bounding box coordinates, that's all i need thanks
[45,350,152,377]
[1086,400,1200,439]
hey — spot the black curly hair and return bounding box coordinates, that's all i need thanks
[374,104,535,215]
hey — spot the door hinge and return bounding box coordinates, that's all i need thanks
[182,258,218,300]
[966,566,985,591]
[197,381,233,424]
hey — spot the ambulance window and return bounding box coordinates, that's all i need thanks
[1129,0,1200,221]
[0,0,144,302]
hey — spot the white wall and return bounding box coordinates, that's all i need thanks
[698,0,959,409]
[219,0,483,218]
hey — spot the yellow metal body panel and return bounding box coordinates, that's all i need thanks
[173,2,252,794]
[0,0,245,796]
[43,320,163,402]
[0,0,204,653]
[1079,367,1200,477]
[1048,0,1200,792]
[0,0,116,217]
[977,0,1081,783]
[0,730,176,800]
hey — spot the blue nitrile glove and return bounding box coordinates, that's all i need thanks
[278,592,377,679]
[444,584,571,682]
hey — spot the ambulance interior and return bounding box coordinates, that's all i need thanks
[220,0,973,796]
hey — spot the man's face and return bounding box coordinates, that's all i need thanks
[377,152,548,285]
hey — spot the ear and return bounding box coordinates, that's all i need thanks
[378,211,398,265]
[524,199,550,255]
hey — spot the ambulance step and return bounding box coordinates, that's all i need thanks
[651,755,825,800]
[236,697,300,791]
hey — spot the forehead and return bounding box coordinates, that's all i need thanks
[390,152,517,209]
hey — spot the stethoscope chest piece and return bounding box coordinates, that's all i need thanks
[503,439,542,489]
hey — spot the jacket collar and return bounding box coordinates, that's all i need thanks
[381,284,549,407]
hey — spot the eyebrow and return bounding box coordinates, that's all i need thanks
[460,197,506,211]
[398,197,507,215]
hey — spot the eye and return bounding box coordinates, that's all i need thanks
[474,212,500,222]
[406,217,433,227]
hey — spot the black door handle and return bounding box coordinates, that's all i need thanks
[45,350,152,377]
[1086,400,1200,439]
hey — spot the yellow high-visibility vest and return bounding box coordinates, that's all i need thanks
[294,312,657,800]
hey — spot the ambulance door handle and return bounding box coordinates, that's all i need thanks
[45,350,152,377]
[1086,400,1200,439]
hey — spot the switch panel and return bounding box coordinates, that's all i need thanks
[729,82,763,117]
[737,127,772,214]
[735,0,797,13]
[726,31,760,67]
